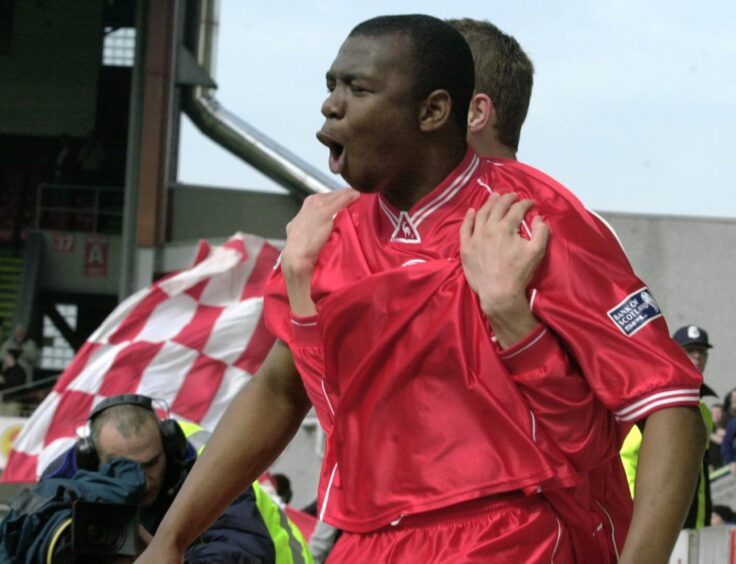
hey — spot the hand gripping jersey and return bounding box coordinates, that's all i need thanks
[264,149,702,554]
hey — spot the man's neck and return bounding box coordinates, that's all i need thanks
[381,140,468,210]
[489,144,517,160]
[468,132,517,161]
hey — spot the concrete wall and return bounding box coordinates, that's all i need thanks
[170,184,300,242]
[601,212,736,401]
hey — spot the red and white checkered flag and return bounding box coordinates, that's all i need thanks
[2,232,281,482]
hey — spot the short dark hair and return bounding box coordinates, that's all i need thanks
[448,18,534,151]
[349,15,474,135]
[713,505,736,523]
[90,403,160,450]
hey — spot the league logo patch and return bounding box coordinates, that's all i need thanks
[607,287,662,336]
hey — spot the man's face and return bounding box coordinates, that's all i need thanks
[683,343,709,373]
[317,33,420,193]
[97,419,166,507]
[12,326,26,343]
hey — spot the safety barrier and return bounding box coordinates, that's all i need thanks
[670,526,736,563]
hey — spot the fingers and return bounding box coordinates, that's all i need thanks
[459,208,476,249]
[487,192,519,225]
[503,199,534,232]
[322,188,360,217]
[475,192,501,225]
[476,192,535,236]
[529,215,550,253]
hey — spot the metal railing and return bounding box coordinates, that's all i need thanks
[35,183,124,234]
[182,0,340,200]
[0,375,59,418]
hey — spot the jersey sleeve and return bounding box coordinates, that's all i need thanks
[497,163,703,423]
[498,323,619,470]
[289,313,334,432]
[263,266,333,431]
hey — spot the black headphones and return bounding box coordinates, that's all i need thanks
[74,394,187,472]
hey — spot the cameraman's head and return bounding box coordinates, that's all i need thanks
[90,402,167,507]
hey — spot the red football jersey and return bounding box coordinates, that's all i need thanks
[264,149,701,548]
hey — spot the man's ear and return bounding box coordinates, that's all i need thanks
[419,89,452,132]
[468,93,494,134]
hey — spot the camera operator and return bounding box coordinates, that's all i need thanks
[40,394,312,562]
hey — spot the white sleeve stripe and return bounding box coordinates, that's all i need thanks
[319,463,338,522]
[615,394,701,422]
[501,328,548,360]
[595,501,620,561]
[290,318,317,327]
[589,210,630,261]
[321,379,335,417]
[615,388,701,417]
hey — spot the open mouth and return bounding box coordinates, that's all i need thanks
[317,131,346,174]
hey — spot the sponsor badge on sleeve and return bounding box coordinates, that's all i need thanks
[608,287,662,336]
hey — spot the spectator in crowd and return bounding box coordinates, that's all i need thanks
[0,350,26,392]
[0,349,26,416]
[709,403,726,470]
[673,325,715,528]
[77,129,106,185]
[309,520,341,564]
[52,133,77,183]
[724,388,736,426]
[271,472,293,505]
[622,325,716,529]
[711,505,736,526]
[301,498,342,563]
[0,324,39,384]
[712,404,724,425]
[719,394,736,473]
[36,394,312,562]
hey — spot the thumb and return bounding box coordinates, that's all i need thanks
[327,188,360,216]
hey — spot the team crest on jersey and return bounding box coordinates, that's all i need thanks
[607,287,662,336]
[391,211,421,243]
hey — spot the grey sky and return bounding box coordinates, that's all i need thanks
[179,1,736,219]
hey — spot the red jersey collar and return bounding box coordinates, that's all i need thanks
[377,148,479,244]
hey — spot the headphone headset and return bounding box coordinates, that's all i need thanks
[74,394,187,473]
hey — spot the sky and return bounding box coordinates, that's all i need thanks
[178,1,736,219]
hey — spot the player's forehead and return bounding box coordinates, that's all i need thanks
[326,33,413,83]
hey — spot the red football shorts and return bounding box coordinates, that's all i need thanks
[326,492,574,563]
